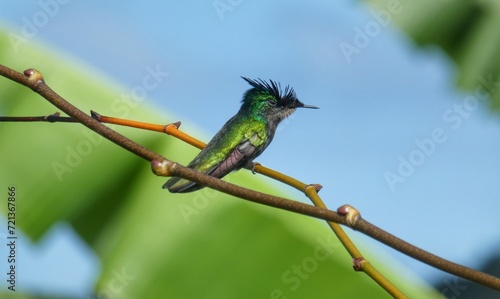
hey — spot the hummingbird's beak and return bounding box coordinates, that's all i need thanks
[291,100,319,109]
[300,104,319,109]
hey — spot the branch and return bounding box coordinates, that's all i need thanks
[1,64,499,293]
[0,108,406,295]
[0,66,347,229]
[0,111,79,122]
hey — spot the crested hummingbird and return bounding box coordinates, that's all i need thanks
[164,77,318,193]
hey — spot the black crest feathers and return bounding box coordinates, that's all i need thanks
[241,77,297,103]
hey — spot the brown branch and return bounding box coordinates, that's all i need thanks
[1,64,499,292]
[349,208,499,291]
[0,110,407,295]
[0,65,347,225]
[0,111,78,122]
[249,163,406,296]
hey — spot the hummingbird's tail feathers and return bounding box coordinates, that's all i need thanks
[163,161,220,193]
[164,143,255,193]
[163,177,202,193]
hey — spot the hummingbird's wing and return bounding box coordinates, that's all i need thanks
[164,119,267,193]
[209,135,259,178]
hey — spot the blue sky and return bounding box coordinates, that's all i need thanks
[1,0,500,296]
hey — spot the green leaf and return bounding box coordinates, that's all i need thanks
[367,0,500,111]
[0,27,438,298]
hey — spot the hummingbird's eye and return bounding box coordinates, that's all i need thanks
[267,99,278,107]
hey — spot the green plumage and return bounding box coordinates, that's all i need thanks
[164,77,318,193]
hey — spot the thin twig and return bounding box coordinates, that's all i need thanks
[0,112,78,122]
[0,65,348,224]
[1,64,499,292]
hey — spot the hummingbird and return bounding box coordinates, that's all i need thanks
[164,77,318,193]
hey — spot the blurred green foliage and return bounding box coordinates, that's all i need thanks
[368,0,500,110]
[0,29,437,298]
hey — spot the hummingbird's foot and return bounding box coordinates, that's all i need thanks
[248,162,260,174]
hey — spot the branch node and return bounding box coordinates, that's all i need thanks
[337,204,361,226]
[352,257,366,271]
[23,68,44,85]
[45,111,61,122]
[305,183,323,192]
[163,121,181,134]
[90,110,102,120]
[151,159,172,177]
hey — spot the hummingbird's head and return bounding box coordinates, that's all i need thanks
[240,77,318,124]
